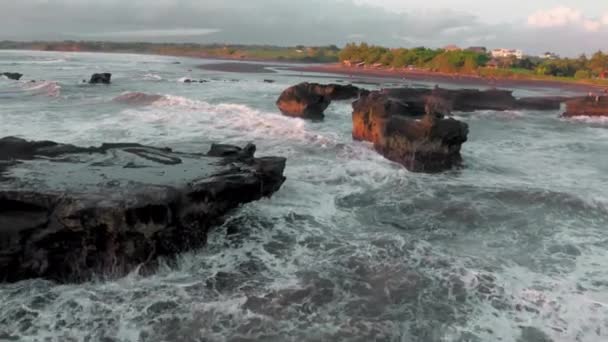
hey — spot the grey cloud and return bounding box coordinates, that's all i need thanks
[0,0,605,56]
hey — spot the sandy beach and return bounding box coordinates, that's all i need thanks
[291,63,607,93]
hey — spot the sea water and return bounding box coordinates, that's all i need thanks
[1,50,607,342]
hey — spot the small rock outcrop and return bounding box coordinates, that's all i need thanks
[1,72,23,80]
[89,73,112,84]
[562,96,608,117]
[0,137,286,283]
[276,82,367,119]
[353,91,468,172]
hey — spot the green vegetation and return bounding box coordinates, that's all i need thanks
[339,43,488,72]
[3,39,608,85]
[339,42,608,83]
[0,41,340,63]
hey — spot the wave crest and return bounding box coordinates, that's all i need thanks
[22,81,61,97]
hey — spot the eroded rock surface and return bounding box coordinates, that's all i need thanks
[562,96,608,117]
[0,137,286,282]
[353,91,468,172]
[276,82,367,119]
[383,87,568,113]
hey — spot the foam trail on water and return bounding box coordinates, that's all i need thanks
[21,81,62,97]
[562,115,608,125]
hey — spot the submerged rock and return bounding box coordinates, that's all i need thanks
[1,72,23,81]
[562,96,608,117]
[276,82,367,119]
[0,137,286,283]
[353,91,468,172]
[89,73,112,84]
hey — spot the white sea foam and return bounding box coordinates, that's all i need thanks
[1,49,608,342]
[21,81,61,97]
[562,115,608,125]
[142,73,163,81]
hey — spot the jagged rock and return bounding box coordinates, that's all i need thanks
[89,73,112,84]
[276,82,367,119]
[562,96,608,117]
[0,137,286,283]
[1,72,23,81]
[352,91,468,172]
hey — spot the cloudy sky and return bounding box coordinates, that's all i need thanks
[0,0,606,56]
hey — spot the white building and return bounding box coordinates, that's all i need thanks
[541,52,559,60]
[491,48,524,60]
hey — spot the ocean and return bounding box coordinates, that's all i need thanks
[1,50,607,342]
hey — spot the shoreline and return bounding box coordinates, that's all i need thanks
[291,64,607,93]
[3,47,605,93]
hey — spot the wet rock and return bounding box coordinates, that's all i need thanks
[276,82,367,119]
[562,96,608,117]
[0,136,286,283]
[352,91,468,172]
[383,87,569,113]
[1,72,23,81]
[515,96,568,111]
[89,73,112,84]
[263,79,275,83]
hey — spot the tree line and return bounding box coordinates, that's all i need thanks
[338,43,608,79]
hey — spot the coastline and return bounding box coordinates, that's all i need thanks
[291,63,607,93]
[3,47,606,93]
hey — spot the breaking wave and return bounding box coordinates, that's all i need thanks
[562,115,608,125]
[21,81,61,97]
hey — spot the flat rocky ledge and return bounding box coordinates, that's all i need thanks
[0,137,286,283]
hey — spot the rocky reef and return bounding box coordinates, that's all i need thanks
[276,82,367,119]
[352,91,468,172]
[382,87,568,114]
[89,73,112,84]
[1,72,23,81]
[0,137,286,283]
[562,96,608,117]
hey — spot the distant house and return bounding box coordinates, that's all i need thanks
[541,52,559,59]
[491,48,523,59]
[443,44,461,52]
[466,46,487,54]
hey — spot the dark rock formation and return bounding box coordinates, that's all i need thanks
[383,87,569,113]
[263,79,275,83]
[1,72,23,81]
[0,137,286,283]
[353,91,468,172]
[514,96,568,111]
[89,73,112,84]
[562,96,608,117]
[276,82,367,119]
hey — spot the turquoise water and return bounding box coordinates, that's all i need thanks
[1,50,607,342]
